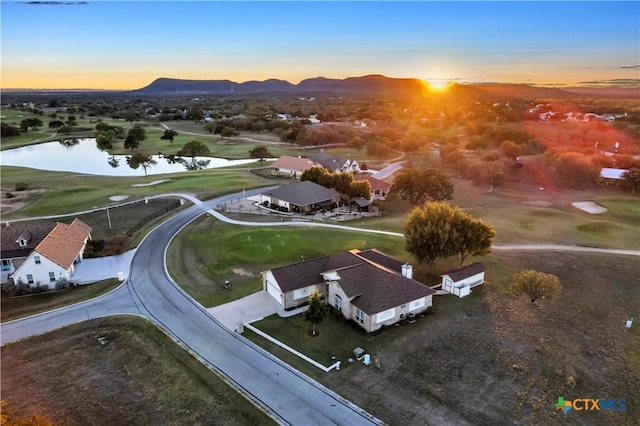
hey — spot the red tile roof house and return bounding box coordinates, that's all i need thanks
[0,221,56,283]
[440,263,486,298]
[270,155,317,179]
[259,180,340,214]
[354,173,391,201]
[261,249,436,333]
[10,219,92,288]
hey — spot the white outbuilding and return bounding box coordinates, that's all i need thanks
[440,263,486,298]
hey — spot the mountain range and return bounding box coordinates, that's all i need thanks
[128,74,639,99]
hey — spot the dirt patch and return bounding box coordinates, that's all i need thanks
[0,316,275,426]
[232,268,254,277]
[572,201,608,214]
[0,187,45,216]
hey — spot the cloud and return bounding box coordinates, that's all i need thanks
[24,1,87,5]
[619,65,640,69]
[576,79,640,87]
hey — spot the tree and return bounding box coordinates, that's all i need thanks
[48,120,65,129]
[160,129,178,144]
[404,202,457,266]
[124,126,146,151]
[499,140,521,160]
[301,166,334,188]
[220,126,238,139]
[126,152,157,176]
[404,201,495,267]
[390,167,454,204]
[450,212,496,267]
[177,140,210,157]
[621,168,640,193]
[303,289,328,336]
[96,129,115,151]
[248,145,272,165]
[511,270,561,303]
[1,122,20,137]
[19,118,43,133]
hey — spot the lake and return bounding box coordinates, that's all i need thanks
[0,139,260,176]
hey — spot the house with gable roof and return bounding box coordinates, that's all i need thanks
[1,222,56,283]
[309,151,360,174]
[270,155,317,179]
[11,218,92,287]
[440,263,486,298]
[260,180,340,214]
[261,248,435,333]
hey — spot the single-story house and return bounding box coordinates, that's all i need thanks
[354,173,391,201]
[309,152,360,174]
[599,167,627,185]
[260,181,340,214]
[440,263,486,298]
[11,218,92,288]
[262,248,436,333]
[1,222,56,284]
[270,155,317,179]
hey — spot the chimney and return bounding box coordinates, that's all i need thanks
[402,263,413,279]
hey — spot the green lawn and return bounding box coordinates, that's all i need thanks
[1,279,120,322]
[166,215,409,307]
[0,166,273,219]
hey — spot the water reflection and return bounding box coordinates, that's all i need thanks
[1,138,262,176]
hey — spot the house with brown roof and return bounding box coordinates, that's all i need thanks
[261,249,435,333]
[270,155,317,179]
[440,262,486,298]
[1,222,56,283]
[11,219,92,287]
[260,180,340,214]
[354,173,391,201]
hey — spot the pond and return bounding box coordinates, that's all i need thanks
[0,138,260,176]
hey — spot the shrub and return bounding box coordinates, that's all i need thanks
[15,182,29,191]
[5,192,15,199]
[55,279,70,291]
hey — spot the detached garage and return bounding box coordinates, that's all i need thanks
[441,263,486,298]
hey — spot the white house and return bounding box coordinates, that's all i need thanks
[11,219,92,288]
[262,249,435,333]
[269,155,317,179]
[440,263,486,298]
[1,222,56,283]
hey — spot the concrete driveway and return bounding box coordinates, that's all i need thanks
[72,248,136,284]
[207,291,282,330]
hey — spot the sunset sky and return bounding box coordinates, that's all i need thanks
[1,1,638,90]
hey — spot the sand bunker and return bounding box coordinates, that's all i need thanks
[571,201,608,214]
[109,195,130,201]
[131,179,170,187]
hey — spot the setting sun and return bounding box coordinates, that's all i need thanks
[424,79,453,91]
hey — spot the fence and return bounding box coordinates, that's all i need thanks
[126,199,181,236]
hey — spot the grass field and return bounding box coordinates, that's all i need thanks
[246,251,640,426]
[0,316,275,425]
[1,279,120,322]
[0,165,273,218]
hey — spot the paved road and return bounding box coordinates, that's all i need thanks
[1,189,382,426]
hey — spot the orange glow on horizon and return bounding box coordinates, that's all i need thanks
[424,79,453,91]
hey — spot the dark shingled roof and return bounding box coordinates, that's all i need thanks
[308,152,347,172]
[356,249,404,273]
[442,262,486,282]
[263,181,340,207]
[267,248,435,315]
[1,222,56,259]
[338,263,435,315]
[270,251,360,292]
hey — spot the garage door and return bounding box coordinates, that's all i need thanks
[266,281,283,306]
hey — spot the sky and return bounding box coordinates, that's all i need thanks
[1,1,638,90]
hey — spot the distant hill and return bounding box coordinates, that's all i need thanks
[129,75,639,99]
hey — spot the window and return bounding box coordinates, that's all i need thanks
[355,308,364,324]
[334,294,342,312]
[26,274,34,284]
[18,238,27,247]
[49,272,56,282]
[34,255,41,265]
[1,260,11,271]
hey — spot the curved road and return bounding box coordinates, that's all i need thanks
[2,190,638,424]
[1,190,383,426]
